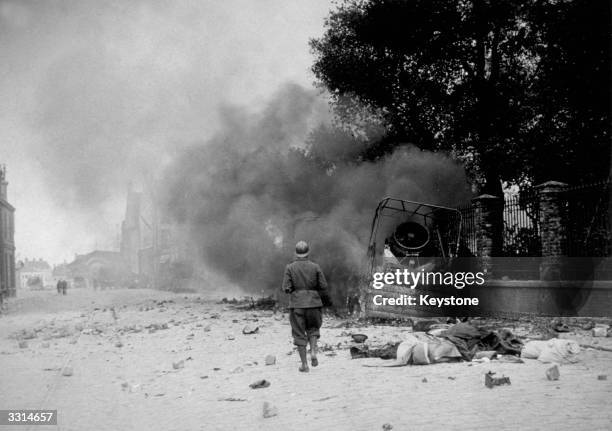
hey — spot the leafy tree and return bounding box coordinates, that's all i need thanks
[311,0,610,194]
[525,0,610,184]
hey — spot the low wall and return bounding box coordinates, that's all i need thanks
[366,279,612,318]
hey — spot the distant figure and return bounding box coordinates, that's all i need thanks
[61,279,67,295]
[56,280,62,295]
[282,241,331,373]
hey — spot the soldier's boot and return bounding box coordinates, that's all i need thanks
[297,346,309,372]
[309,336,318,367]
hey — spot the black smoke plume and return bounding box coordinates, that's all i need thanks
[162,83,471,301]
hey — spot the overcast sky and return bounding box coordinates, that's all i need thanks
[0,0,331,264]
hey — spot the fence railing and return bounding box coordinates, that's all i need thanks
[457,202,477,256]
[457,178,611,258]
[565,179,611,257]
[502,191,541,257]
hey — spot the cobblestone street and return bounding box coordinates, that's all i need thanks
[1,288,611,431]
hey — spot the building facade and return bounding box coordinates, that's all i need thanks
[120,182,193,289]
[0,166,16,297]
[16,258,53,290]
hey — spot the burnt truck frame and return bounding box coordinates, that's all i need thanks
[362,197,464,318]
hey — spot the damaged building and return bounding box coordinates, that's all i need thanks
[0,165,16,298]
[120,183,193,290]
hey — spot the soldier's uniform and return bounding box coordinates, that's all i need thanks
[282,257,329,346]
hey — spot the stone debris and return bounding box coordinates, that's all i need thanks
[263,401,278,418]
[592,324,609,337]
[62,366,74,377]
[581,321,595,331]
[265,355,276,365]
[120,325,143,334]
[546,365,560,381]
[421,377,428,383]
[242,325,259,335]
[351,334,368,343]
[226,335,235,341]
[146,323,169,333]
[484,371,511,388]
[597,375,607,381]
[249,379,271,389]
[115,341,124,348]
[15,329,37,340]
[172,360,185,370]
[382,424,393,431]
[551,319,570,333]
[18,340,28,349]
[230,367,244,374]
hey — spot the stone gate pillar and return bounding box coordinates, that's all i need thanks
[535,181,568,280]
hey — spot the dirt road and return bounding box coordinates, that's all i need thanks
[1,288,611,431]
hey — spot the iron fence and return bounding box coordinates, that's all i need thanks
[456,178,611,258]
[502,191,541,257]
[457,203,477,256]
[564,179,611,257]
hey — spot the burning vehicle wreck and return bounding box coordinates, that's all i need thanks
[366,197,463,274]
[361,197,477,319]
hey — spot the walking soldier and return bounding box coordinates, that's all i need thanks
[282,241,331,372]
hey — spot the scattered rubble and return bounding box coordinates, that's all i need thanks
[581,321,595,331]
[484,371,511,388]
[262,401,278,418]
[592,324,609,337]
[249,379,271,389]
[18,340,28,349]
[15,329,37,340]
[265,355,276,365]
[172,360,185,370]
[351,334,368,343]
[597,375,607,381]
[146,323,169,333]
[62,366,74,377]
[221,296,276,311]
[242,325,259,335]
[546,365,560,381]
[551,319,570,333]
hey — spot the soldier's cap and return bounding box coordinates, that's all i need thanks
[295,241,309,258]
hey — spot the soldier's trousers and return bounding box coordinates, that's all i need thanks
[289,307,322,346]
